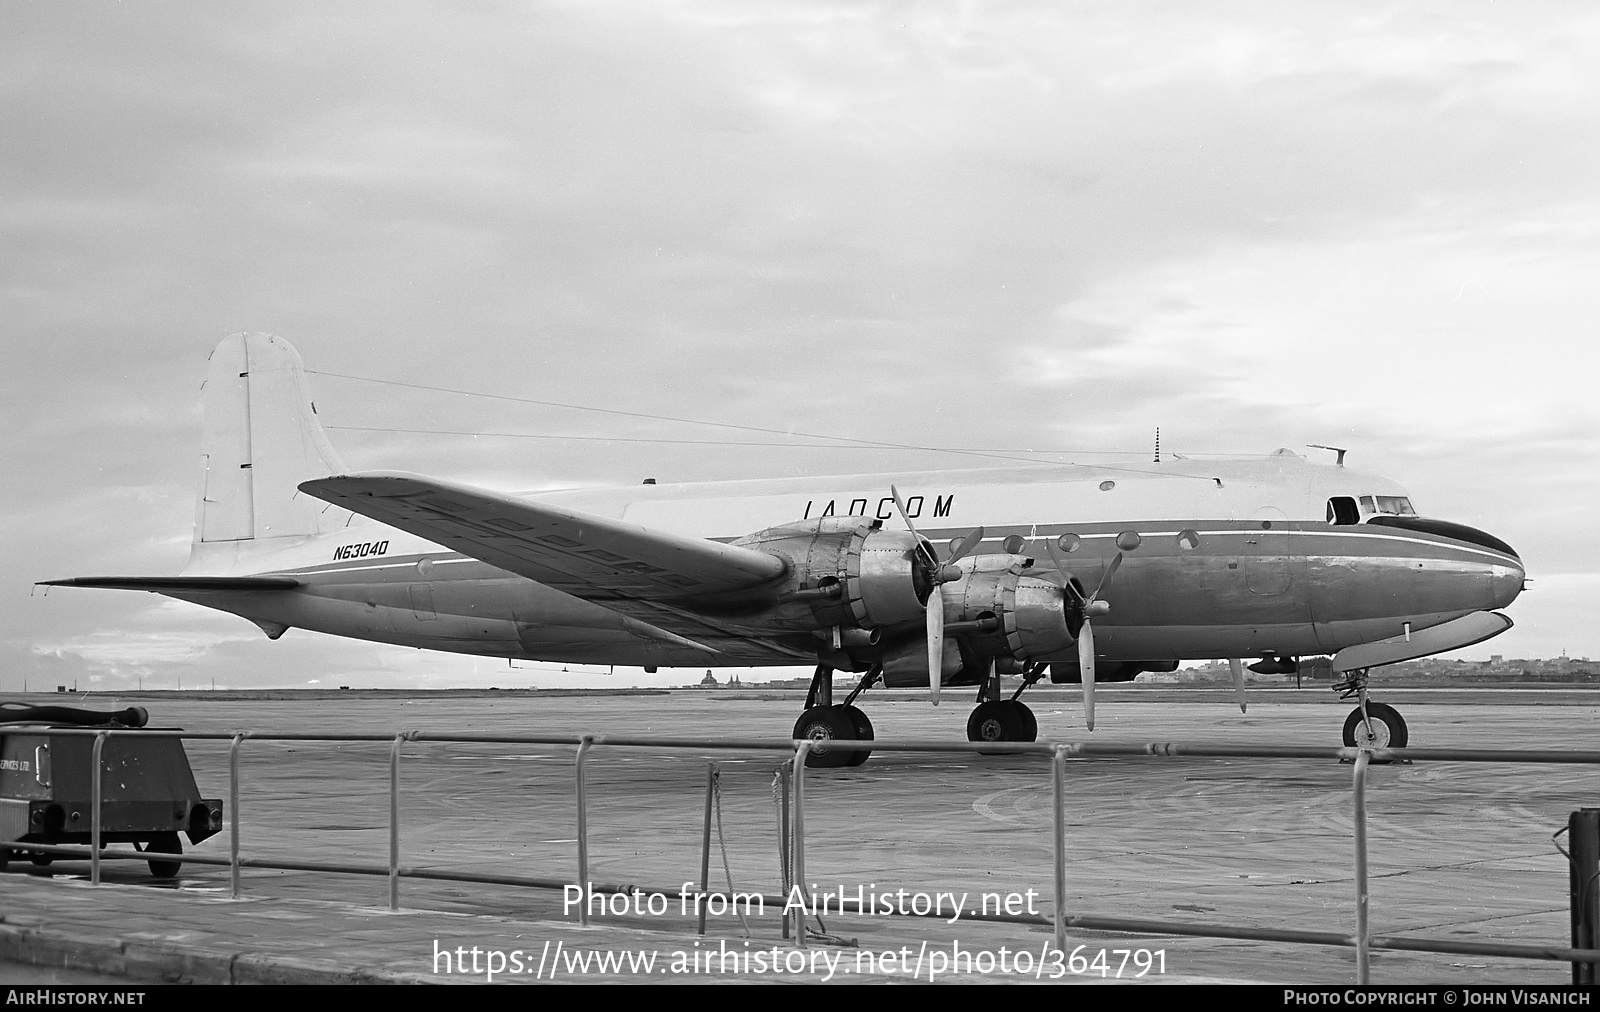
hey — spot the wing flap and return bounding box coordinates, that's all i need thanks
[299,472,787,599]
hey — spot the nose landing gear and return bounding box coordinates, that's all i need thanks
[1333,668,1410,750]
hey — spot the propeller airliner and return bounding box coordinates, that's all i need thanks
[43,334,1526,767]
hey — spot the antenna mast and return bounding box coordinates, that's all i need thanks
[1307,444,1348,467]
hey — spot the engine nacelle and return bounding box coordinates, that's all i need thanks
[731,517,935,631]
[942,555,1074,661]
[880,635,963,686]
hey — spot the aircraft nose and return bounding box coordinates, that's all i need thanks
[1490,553,1526,611]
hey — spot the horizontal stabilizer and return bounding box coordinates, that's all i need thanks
[1332,610,1512,672]
[299,471,788,600]
[38,576,300,592]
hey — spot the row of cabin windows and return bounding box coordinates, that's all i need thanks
[1326,495,1416,525]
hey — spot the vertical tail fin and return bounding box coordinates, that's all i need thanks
[191,333,346,555]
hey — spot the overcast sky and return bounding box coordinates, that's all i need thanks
[4,2,1596,692]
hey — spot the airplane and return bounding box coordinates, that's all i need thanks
[42,333,1526,767]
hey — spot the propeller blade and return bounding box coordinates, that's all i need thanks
[1229,657,1248,714]
[891,483,942,578]
[1078,618,1096,731]
[890,484,924,540]
[1086,552,1124,605]
[927,583,944,706]
[947,526,985,565]
[1040,532,1076,593]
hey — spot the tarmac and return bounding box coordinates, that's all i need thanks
[2,686,1598,985]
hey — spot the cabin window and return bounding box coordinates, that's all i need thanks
[1359,495,1376,514]
[1326,496,1359,525]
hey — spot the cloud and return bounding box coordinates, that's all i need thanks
[4,2,1595,682]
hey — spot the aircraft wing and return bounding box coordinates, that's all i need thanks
[299,471,788,600]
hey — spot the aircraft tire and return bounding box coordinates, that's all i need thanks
[0,848,10,872]
[143,832,183,879]
[841,706,874,767]
[968,700,1034,748]
[794,706,858,769]
[1342,702,1409,750]
[29,852,52,867]
[1014,701,1038,742]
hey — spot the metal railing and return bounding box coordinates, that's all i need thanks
[12,726,1600,984]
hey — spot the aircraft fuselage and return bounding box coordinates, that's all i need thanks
[173,454,1524,673]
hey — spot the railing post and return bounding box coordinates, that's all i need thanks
[1352,749,1371,984]
[698,763,716,935]
[389,733,408,911]
[1053,746,1067,956]
[575,735,594,928]
[791,743,810,948]
[229,733,246,899]
[1569,808,1600,984]
[90,731,107,886]
[778,763,792,941]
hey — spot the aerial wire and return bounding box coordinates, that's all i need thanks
[309,369,1224,481]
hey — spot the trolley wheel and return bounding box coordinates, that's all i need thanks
[142,832,183,878]
[1342,701,1409,750]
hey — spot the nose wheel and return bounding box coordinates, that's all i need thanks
[1342,701,1409,749]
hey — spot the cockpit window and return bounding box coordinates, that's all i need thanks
[1326,496,1359,525]
[1375,496,1416,516]
[1356,495,1416,517]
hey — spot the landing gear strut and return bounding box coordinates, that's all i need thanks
[793,665,878,769]
[965,662,1045,747]
[1333,667,1410,750]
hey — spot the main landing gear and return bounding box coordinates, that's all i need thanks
[1333,668,1410,750]
[966,662,1047,748]
[793,665,878,769]
[793,661,1050,768]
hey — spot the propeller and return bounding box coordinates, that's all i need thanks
[1042,533,1122,731]
[1228,657,1248,714]
[890,485,982,706]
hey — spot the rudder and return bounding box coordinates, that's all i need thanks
[192,333,347,546]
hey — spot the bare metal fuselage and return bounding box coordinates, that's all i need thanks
[172,457,1525,672]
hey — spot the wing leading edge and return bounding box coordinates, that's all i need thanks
[298,472,788,600]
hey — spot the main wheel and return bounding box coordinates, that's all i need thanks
[1342,701,1409,749]
[968,700,1035,746]
[29,852,52,867]
[1014,701,1038,742]
[0,848,10,872]
[793,706,858,769]
[840,705,874,767]
[143,832,183,879]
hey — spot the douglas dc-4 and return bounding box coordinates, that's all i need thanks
[43,334,1526,767]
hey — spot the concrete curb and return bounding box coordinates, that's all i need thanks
[0,921,435,985]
